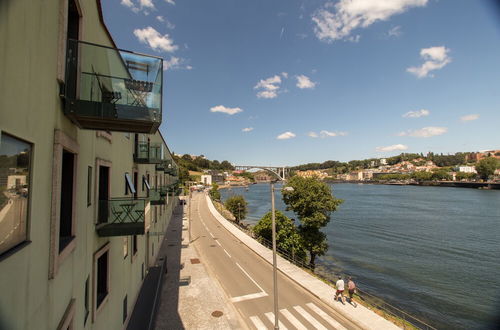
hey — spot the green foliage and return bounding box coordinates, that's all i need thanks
[456,172,477,181]
[253,211,306,262]
[377,174,410,181]
[209,182,221,201]
[282,176,343,268]
[225,195,248,223]
[411,171,433,182]
[431,170,452,181]
[476,157,500,180]
[178,166,190,183]
[235,171,255,182]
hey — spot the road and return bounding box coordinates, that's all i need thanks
[189,191,361,330]
[0,194,27,252]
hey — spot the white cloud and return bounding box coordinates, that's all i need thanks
[277,131,296,140]
[186,65,193,70]
[402,109,430,118]
[376,144,409,152]
[308,132,319,138]
[164,56,181,70]
[320,130,347,138]
[281,72,288,79]
[254,75,282,99]
[460,114,480,122]
[210,105,243,115]
[133,26,178,53]
[242,127,254,132]
[398,126,447,138]
[296,75,316,89]
[156,15,164,22]
[312,0,428,42]
[139,0,155,10]
[388,25,402,37]
[297,33,308,39]
[121,0,135,8]
[407,46,451,78]
[164,0,175,4]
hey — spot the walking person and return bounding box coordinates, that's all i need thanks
[335,276,345,305]
[347,277,357,307]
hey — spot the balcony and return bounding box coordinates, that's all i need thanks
[134,142,162,164]
[64,39,163,133]
[96,198,147,237]
[149,188,165,205]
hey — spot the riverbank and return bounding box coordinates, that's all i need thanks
[324,180,500,189]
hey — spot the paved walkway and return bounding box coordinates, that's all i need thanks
[154,201,244,330]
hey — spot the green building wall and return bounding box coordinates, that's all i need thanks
[0,0,177,329]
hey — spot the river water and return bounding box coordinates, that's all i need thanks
[220,183,500,329]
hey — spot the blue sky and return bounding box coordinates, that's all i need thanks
[102,0,500,166]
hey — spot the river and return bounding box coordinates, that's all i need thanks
[220,183,500,329]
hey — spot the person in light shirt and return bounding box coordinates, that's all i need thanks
[335,276,345,305]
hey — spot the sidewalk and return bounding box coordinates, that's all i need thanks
[154,202,243,330]
[205,194,401,330]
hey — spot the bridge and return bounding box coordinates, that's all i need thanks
[233,165,291,181]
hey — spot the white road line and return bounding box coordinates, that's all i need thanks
[236,262,266,293]
[215,240,222,246]
[249,316,267,330]
[294,306,327,330]
[230,291,268,303]
[280,309,308,330]
[222,248,231,258]
[306,302,347,330]
[209,232,215,238]
[264,312,288,330]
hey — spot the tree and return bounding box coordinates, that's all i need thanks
[282,176,343,269]
[209,182,221,201]
[225,195,248,223]
[476,157,500,181]
[253,211,306,262]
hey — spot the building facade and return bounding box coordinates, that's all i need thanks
[0,1,178,329]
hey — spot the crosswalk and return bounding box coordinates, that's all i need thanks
[249,302,347,330]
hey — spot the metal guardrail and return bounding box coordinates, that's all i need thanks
[209,195,437,330]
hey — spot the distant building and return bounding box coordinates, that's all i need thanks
[456,166,477,173]
[296,170,328,179]
[380,158,387,165]
[201,174,212,185]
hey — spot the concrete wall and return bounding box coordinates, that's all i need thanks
[0,1,177,329]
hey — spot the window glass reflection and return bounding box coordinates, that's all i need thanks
[0,133,31,255]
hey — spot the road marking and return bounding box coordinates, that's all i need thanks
[264,312,288,330]
[209,232,215,238]
[236,262,266,293]
[306,302,347,330]
[215,240,222,246]
[294,306,327,330]
[230,291,268,303]
[249,316,267,330]
[280,308,308,330]
[222,248,231,258]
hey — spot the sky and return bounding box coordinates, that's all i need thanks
[102,0,500,166]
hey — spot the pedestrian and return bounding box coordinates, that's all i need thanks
[347,277,357,307]
[335,276,345,305]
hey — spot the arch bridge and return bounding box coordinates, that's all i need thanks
[233,165,290,181]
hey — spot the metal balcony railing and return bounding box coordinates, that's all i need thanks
[96,198,147,236]
[64,39,163,133]
[134,142,162,164]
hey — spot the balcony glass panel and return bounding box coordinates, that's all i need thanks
[96,198,146,237]
[64,39,163,133]
[149,188,165,205]
[134,142,162,163]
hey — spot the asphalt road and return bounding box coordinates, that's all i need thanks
[0,195,27,252]
[189,191,361,330]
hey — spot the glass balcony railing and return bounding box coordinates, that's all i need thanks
[134,142,162,163]
[149,188,165,205]
[96,198,147,237]
[64,39,163,133]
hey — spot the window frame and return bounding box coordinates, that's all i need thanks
[93,242,110,322]
[0,131,33,259]
[49,129,79,279]
[125,172,136,195]
[57,298,75,330]
[87,166,92,206]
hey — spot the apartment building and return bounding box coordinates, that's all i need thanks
[0,0,178,329]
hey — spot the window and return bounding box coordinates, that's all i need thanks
[59,149,76,252]
[84,276,89,326]
[123,295,128,323]
[49,130,79,279]
[132,235,138,256]
[125,172,135,196]
[0,132,32,256]
[133,171,138,199]
[87,166,92,206]
[123,237,128,259]
[93,243,110,319]
[97,165,110,224]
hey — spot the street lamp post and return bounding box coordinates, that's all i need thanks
[270,181,279,330]
[237,202,241,223]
